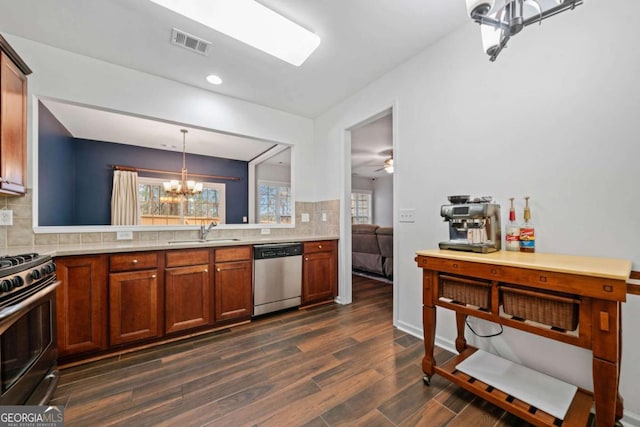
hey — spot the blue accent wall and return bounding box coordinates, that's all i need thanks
[38,103,249,225]
[38,103,76,226]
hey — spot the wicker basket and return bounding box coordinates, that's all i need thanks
[501,286,580,331]
[439,275,491,309]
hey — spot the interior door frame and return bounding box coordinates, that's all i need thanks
[338,101,398,327]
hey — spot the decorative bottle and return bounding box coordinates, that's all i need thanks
[505,198,520,251]
[519,196,535,253]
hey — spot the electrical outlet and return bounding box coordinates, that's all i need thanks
[116,231,133,240]
[261,228,271,235]
[0,210,13,226]
[242,216,248,223]
[399,208,416,223]
[322,212,327,222]
[301,213,310,222]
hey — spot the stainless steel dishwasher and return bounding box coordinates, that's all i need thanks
[253,243,303,316]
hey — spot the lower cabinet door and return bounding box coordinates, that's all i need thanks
[109,270,162,345]
[165,264,212,333]
[55,255,108,357]
[214,260,252,322]
[303,250,337,304]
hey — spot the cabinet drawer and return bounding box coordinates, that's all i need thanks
[303,240,336,254]
[110,252,158,272]
[501,285,580,331]
[439,274,492,309]
[215,246,251,262]
[166,249,210,267]
[419,257,503,280]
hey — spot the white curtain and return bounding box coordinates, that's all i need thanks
[111,170,141,225]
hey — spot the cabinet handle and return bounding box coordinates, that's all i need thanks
[539,275,547,282]
[318,245,323,249]
[452,263,458,269]
[132,259,138,264]
[151,274,156,279]
[204,269,209,273]
[491,268,498,275]
[305,257,309,261]
[216,268,221,272]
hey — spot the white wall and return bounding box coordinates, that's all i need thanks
[373,175,393,226]
[4,34,316,200]
[314,0,640,421]
[351,176,374,192]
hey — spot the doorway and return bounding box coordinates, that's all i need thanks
[340,106,396,324]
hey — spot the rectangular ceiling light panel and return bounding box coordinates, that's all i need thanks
[150,0,321,66]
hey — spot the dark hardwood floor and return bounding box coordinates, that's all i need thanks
[51,275,540,426]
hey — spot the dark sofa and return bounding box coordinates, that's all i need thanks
[352,224,393,279]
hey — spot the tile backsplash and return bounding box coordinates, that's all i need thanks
[0,191,340,249]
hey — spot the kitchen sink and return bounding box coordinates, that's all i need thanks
[168,238,241,244]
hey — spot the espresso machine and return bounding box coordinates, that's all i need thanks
[439,195,502,253]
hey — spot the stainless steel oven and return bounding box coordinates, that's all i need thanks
[0,253,59,405]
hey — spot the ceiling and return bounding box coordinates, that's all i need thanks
[40,98,279,162]
[0,1,467,168]
[0,0,466,118]
[351,113,393,179]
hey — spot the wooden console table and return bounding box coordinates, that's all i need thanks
[415,249,631,427]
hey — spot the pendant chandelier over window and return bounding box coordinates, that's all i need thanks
[163,129,203,197]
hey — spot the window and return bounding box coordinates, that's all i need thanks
[258,181,291,224]
[351,191,372,224]
[138,177,225,225]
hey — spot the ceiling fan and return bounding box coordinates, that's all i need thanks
[375,151,394,174]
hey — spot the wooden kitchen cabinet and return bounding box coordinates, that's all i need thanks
[302,240,337,305]
[214,246,252,322]
[165,249,213,334]
[0,35,31,196]
[109,252,162,346]
[55,255,108,358]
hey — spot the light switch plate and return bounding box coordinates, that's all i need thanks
[322,212,327,222]
[399,209,416,223]
[261,228,271,235]
[116,231,133,240]
[301,213,310,222]
[0,210,13,226]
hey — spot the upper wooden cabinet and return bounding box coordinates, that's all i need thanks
[0,35,30,196]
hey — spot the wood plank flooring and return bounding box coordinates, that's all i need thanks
[51,275,551,426]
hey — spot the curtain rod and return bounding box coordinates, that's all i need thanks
[112,165,241,181]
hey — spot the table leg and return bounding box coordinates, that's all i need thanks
[591,300,621,427]
[422,305,436,385]
[455,312,468,353]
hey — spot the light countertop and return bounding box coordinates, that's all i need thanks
[415,249,632,281]
[12,235,339,258]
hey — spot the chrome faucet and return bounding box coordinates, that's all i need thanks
[199,221,217,240]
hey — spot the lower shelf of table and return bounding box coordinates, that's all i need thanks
[431,346,593,427]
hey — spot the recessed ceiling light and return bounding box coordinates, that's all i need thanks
[206,74,223,85]
[149,0,321,66]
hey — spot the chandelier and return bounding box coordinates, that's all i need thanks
[466,0,582,61]
[163,129,203,198]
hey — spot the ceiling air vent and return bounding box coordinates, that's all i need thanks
[170,28,211,56]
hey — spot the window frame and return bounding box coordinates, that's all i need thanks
[137,176,226,225]
[257,179,292,224]
[351,190,372,224]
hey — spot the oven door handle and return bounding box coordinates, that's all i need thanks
[0,280,61,323]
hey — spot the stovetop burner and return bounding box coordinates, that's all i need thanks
[0,253,40,269]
